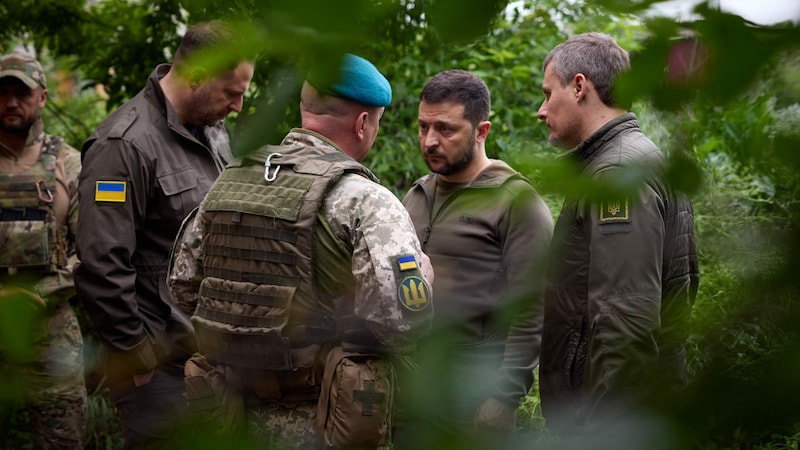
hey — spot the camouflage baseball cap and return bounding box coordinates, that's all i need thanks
[0,52,47,89]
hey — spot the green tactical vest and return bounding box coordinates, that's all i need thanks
[0,135,65,271]
[193,145,375,370]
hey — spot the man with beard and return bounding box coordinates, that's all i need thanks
[0,52,87,448]
[75,20,254,448]
[399,70,553,447]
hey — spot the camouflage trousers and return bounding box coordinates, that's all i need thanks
[185,354,321,449]
[11,301,87,449]
[247,400,319,450]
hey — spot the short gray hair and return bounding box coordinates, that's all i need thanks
[543,32,630,107]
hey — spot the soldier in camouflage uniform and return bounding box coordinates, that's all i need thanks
[168,54,433,449]
[0,52,86,449]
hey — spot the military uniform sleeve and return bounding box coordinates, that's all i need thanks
[34,143,83,302]
[75,138,158,374]
[61,144,82,255]
[584,168,664,420]
[493,184,554,405]
[167,206,204,315]
[323,174,433,353]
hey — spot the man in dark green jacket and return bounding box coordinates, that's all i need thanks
[400,70,553,447]
[537,32,699,437]
[75,21,254,448]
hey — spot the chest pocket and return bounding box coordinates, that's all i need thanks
[157,166,200,219]
[0,214,49,268]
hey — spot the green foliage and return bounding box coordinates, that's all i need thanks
[654,46,800,446]
[365,0,645,195]
[39,65,108,149]
[0,407,34,450]
[0,285,48,449]
[85,387,124,450]
[0,0,85,56]
[77,0,184,109]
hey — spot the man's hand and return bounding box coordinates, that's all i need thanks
[420,251,434,284]
[474,397,517,431]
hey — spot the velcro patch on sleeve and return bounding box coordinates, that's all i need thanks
[398,276,431,312]
[396,254,418,271]
[95,181,127,203]
[599,197,629,223]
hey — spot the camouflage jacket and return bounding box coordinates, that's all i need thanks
[169,129,433,354]
[0,118,81,304]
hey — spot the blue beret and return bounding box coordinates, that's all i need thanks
[307,53,392,107]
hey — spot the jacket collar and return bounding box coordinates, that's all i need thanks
[280,128,343,157]
[148,64,184,133]
[414,159,520,193]
[24,117,45,147]
[565,112,638,168]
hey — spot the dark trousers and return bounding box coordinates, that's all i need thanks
[110,366,187,450]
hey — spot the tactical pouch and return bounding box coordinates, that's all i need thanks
[315,346,394,449]
[184,353,246,432]
[0,217,49,268]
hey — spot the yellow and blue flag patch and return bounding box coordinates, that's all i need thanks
[396,255,418,271]
[95,181,126,203]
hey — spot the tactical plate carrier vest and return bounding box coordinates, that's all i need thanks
[0,136,66,272]
[193,146,375,370]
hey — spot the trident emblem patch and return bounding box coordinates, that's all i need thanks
[599,198,630,223]
[398,276,431,311]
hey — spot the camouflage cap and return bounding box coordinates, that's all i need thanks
[0,52,47,89]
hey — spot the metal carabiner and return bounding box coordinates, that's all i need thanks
[264,152,282,182]
[36,179,54,203]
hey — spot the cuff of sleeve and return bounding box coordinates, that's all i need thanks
[492,381,529,407]
[112,337,159,375]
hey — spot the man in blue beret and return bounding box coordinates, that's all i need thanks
[168,53,434,449]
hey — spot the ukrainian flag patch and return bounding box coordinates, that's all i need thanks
[95,181,126,203]
[396,254,418,271]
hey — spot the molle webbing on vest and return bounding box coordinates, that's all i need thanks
[206,222,297,243]
[203,167,313,221]
[0,135,63,270]
[0,177,51,208]
[202,220,300,284]
[203,266,301,287]
[199,281,292,309]
[195,148,373,370]
[204,241,297,265]
[196,303,286,328]
[193,324,292,370]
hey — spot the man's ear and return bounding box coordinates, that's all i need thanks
[355,111,368,140]
[188,67,208,89]
[476,120,491,142]
[37,88,48,109]
[574,73,588,102]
